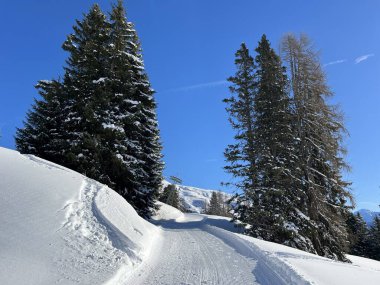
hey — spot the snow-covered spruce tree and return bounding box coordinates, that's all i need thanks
[107,1,163,217]
[245,35,302,245]
[61,4,112,183]
[223,43,257,223]
[16,80,67,164]
[17,3,163,217]
[159,184,179,209]
[281,34,353,261]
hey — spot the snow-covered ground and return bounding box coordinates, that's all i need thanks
[1,147,380,285]
[0,147,158,284]
[127,210,380,285]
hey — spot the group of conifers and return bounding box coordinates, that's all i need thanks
[16,1,378,262]
[225,33,380,261]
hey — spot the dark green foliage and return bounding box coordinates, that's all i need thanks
[223,43,256,190]
[367,216,380,260]
[60,4,111,182]
[15,2,163,218]
[160,184,180,209]
[102,0,163,217]
[346,212,370,257]
[16,80,67,164]
[246,35,298,244]
[224,36,299,246]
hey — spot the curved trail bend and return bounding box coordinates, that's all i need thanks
[127,213,310,285]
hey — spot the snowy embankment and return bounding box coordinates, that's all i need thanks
[1,147,380,285]
[0,147,158,284]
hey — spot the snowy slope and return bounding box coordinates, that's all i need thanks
[1,147,380,285]
[356,209,380,226]
[163,180,232,213]
[0,147,158,285]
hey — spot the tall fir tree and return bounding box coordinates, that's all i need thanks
[61,4,112,182]
[16,2,163,218]
[223,43,257,222]
[281,34,353,261]
[244,35,300,245]
[107,1,163,217]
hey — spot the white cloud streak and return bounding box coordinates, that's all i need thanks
[162,80,228,94]
[323,59,347,67]
[355,53,374,64]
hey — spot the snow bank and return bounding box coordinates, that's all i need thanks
[152,201,184,221]
[0,147,157,285]
[236,234,380,285]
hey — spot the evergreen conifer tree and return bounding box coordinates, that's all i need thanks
[16,2,163,217]
[60,4,112,182]
[368,216,380,260]
[346,212,370,257]
[223,43,256,222]
[207,191,222,215]
[246,35,299,244]
[107,1,163,217]
[159,184,179,209]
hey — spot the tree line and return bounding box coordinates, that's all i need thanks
[346,212,380,261]
[224,34,354,261]
[15,1,163,218]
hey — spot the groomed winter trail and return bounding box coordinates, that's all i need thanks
[2,148,379,285]
[126,213,310,285]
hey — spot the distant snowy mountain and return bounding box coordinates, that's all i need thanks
[163,180,232,213]
[356,209,380,226]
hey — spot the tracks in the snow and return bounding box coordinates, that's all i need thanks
[128,214,310,285]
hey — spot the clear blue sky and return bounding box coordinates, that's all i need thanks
[0,0,379,210]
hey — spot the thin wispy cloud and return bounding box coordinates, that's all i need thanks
[355,53,374,64]
[162,80,228,94]
[323,59,347,67]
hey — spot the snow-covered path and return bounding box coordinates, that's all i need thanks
[2,148,380,285]
[127,213,308,285]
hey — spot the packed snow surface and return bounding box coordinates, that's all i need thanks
[1,147,380,285]
[127,209,380,285]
